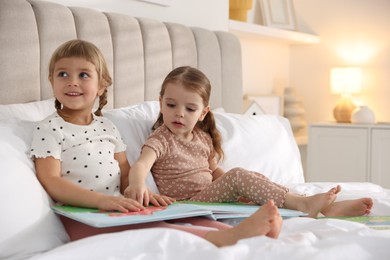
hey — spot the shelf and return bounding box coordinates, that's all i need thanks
[228,20,320,44]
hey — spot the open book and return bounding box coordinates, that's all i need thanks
[52,201,307,228]
[178,201,308,219]
[319,215,390,230]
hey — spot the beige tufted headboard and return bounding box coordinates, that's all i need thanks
[0,0,243,113]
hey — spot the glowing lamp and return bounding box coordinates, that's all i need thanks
[330,67,362,123]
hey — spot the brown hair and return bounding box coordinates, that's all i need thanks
[48,39,112,116]
[153,66,224,162]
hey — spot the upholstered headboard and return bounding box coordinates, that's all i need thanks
[0,0,243,113]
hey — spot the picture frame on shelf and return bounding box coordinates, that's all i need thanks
[259,0,296,30]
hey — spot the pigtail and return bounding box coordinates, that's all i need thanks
[54,98,62,110]
[198,111,224,162]
[95,89,108,116]
[152,113,164,130]
[55,98,70,120]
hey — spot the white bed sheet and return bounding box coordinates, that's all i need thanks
[30,182,390,260]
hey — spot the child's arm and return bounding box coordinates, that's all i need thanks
[148,190,176,206]
[118,150,174,207]
[209,157,225,181]
[124,146,157,206]
[35,157,144,213]
[212,167,225,181]
[115,151,131,194]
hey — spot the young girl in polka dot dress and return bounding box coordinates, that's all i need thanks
[125,66,373,218]
[30,40,283,247]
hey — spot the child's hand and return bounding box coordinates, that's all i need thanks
[148,190,176,207]
[97,195,144,213]
[124,183,149,206]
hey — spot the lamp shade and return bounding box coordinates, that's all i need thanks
[330,67,362,95]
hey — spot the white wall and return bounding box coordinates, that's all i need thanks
[228,0,291,98]
[291,0,390,125]
[45,0,228,31]
[240,38,290,97]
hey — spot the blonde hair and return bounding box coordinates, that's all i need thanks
[48,39,112,116]
[153,66,224,161]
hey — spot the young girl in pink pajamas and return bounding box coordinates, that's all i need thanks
[125,66,373,218]
[32,39,282,247]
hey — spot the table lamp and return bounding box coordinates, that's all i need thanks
[330,67,362,123]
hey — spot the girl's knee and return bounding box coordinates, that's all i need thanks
[228,167,246,174]
[227,167,268,180]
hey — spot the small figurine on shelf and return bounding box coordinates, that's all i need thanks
[283,87,307,135]
[243,94,282,115]
[243,100,265,116]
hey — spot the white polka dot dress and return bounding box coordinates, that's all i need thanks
[30,112,126,196]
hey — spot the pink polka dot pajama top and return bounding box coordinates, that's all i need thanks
[144,125,288,207]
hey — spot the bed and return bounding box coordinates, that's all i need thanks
[1,0,390,259]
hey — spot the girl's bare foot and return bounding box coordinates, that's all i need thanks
[205,200,282,247]
[284,185,341,218]
[321,198,373,217]
[234,200,282,239]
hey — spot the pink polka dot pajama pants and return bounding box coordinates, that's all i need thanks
[190,167,288,207]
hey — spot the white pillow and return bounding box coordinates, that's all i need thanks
[214,112,304,185]
[104,101,304,191]
[0,119,69,260]
[0,99,55,121]
[104,101,161,193]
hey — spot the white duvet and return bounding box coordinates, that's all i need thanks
[30,182,390,260]
[2,103,389,259]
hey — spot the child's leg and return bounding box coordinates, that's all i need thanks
[61,203,282,247]
[190,167,288,207]
[170,201,283,246]
[60,216,194,241]
[205,200,282,246]
[61,215,220,241]
[283,187,340,217]
[190,167,340,217]
[321,197,373,216]
[60,216,176,241]
[170,217,232,230]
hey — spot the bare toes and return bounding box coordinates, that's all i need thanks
[328,185,341,195]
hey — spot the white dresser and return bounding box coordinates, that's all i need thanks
[307,123,390,188]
